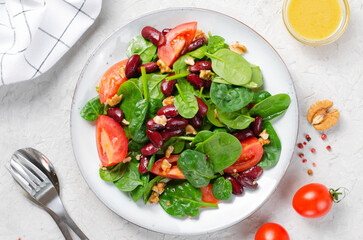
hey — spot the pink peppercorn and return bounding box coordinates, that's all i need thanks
[299,153,304,158]
[311,148,316,153]
[302,159,307,163]
[326,145,331,151]
[298,143,304,149]
[321,134,327,140]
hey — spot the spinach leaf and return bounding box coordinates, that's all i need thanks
[189,45,207,59]
[147,154,156,172]
[145,74,166,100]
[129,173,149,202]
[129,99,149,143]
[123,125,131,139]
[80,96,104,121]
[195,132,242,172]
[118,80,143,121]
[201,117,213,130]
[212,76,230,84]
[177,150,215,188]
[143,176,162,204]
[173,54,190,74]
[258,121,282,168]
[210,82,254,112]
[212,177,232,200]
[249,93,291,120]
[217,107,255,130]
[206,100,225,127]
[174,79,199,118]
[213,128,227,133]
[127,78,143,92]
[157,137,185,154]
[114,162,143,192]
[243,65,263,89]
[126,35,157,64]
[148,98,163,119]
[128,140,144,152]
[159,180,218,217]
[207,33,228,54]
[251,90,271,103]
[191,130,215,147]
[205,49,252,86]
[99,162,126,182]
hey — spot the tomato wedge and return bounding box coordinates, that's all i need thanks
[150,155,185,179]
[98,59,128,104]
[157,22,197,66]
[96,115,128,167]
[201,184,220,205]
[224,137,263,173]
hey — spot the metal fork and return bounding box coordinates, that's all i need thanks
[8,148,89,240]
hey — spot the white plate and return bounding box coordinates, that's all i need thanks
[70,7,299,235]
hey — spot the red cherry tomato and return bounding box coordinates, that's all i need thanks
[150,155,185,179]
[293,183,334,218]
[157,22,197,66]
[96,115,128,167]
[98,59,128,103]
[224,137,263,173]
[201,184,220,205]
[255,223,290,240]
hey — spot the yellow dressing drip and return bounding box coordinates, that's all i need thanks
[287,0,343,40]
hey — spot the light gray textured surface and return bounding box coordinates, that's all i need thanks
[1,1,362,239]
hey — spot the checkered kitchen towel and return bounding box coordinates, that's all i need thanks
[0,0,102,85]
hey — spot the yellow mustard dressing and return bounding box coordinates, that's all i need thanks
[287,0,343,40]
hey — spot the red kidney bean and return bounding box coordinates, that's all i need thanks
[161,78,177,96]
[141,143,160,156]
[251,115,263,136]
[106,108,124,123]
[138,155,150,174]
[188,61,212,73]
[225,175,244,195]
[125,54,141,79]
[160,128,183,141]
[165,116,188,130]
[146,118,165,131]
[240,166,263,180]
[187,73,204,90]
[237,175,258,189]
[206,155,210,161]
[157,105,178,118]
[203,80,212,88]
[232,129,254,141]
[187,38,205,52]
[141,26,165,46]
[180,46,188,56]
[146,130,163,148]
[162,28,171,35]
[138,62,159,73]
[195,96,208,117]
[189,115,202,129]
[247,103,256,110]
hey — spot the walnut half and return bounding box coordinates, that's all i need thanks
[307,100,340,131]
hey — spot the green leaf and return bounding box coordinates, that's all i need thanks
[258,121,282,168]
[189,45,207,59]
[217,107,255,130]
[118,81,143,122]
[243,65,263,89]
[144,74,167,100]
[174,79,199,119]
[99,162,126,182]
[157,137,185,154]
[210,82,254,112]
[173,54,190,74]
[128,140,144,152]
[206,100,225,127]
[159,180,218,217]
[80,96,104,121]
[130,173,150,202]
[195,132,242,173]
[251,90,272,103]
[148,98,163,119]
[212,177,232,200]
[249,94,291,120]
[147,155,156,172]
[114,162,143,192]
[143,176,162,204]
[191,130,215,147]
[207,33,228,54]
[212,76,230,84]
[129,99,149,143]
[126,35,157,64]
[177,150,215,188]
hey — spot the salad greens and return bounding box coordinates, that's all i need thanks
[258,121,282,168]
[126,35,157,64]
[80,96,104,121]
[212,177,232,200]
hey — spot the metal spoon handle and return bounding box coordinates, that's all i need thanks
[47,210,73,240]
[61,208,89,240]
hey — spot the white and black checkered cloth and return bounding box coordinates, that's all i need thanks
[0,0,102,85]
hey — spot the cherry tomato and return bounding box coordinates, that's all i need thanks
[201,184,220,205]
[150,155,185,179]
[157,22,197,66]
[98,59,128,103]
[96,115,128,167]
[293,183,334,218]
[224,137,263,173]
[255,223,290,240]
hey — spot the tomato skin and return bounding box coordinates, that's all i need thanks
[224,137,263,173]
[293,183,333,218]
[150,155,186,179]
[96,115,128,167]
[255,223,290,240]
[201,184,220,204]
[98,59,128,103]
[157,22,197,66]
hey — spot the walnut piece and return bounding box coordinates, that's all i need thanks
[135,154,141,161]
[122,156,132,163]
[148,192,159,204]
[121,119,129,125]
[307,100,340,131]
[106,94,122,106]
[162,96,175,106]
[165,146,174,159]
[199,70,213,81]
[161,159,172,172]
[195,29,208,42]
[229,41,247,54]
[153,115,167,126]
[185,124,197,135]
[185,57,195,66]
[258,129,270,146]
[157,59,172,73]
[99,164,107,170]
[152,182,166,195]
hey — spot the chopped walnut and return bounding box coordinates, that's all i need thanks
[259,129,269,140]
[161,159,172,172]
[199,70,213,81]
[122,156,132,163]
[99,164,107,170]
[307,100,340,131]
[121,119,129,125]
[185,57,195,66]
[162,96,175,106]
[153,115,167,126]
[157,59,172,73]
[152,182,166,195]
[106,94,122,106]
[229,41,247,54]
[148,192,159,204]
[259,138,271,146]
[135,154,141,161]
[185,124,197,135]
[165,146,174,159]
[195,29,208,42]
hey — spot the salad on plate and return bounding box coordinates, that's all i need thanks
[80,22,291,217]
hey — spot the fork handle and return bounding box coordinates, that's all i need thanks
[61,208,89,240]
[47,210,73,240]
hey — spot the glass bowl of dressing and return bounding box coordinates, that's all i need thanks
[282,0,349,46]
